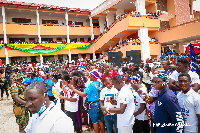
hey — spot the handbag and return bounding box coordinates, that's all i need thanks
[84,98,90,111]
[13,106,23,116]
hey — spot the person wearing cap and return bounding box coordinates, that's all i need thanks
[69,70,105,133]
[153,71,184,133]
[10,71,29,132]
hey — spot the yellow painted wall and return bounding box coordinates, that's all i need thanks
[129,16,160,28]
[167,0,177,27]
[93,27,101,36]
[146,3,157,14]
[40,25,67,35]
[69,27,92,36]
[6,24,38,35]
[149,21,200,43]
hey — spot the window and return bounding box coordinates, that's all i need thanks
[41,38,53,42]
[70,38,77,43]
[156,0,167,12]
[9,38,25,43]
[12,18,31,23]
[160,21,169,30]
[80,38,85,42]
[42,20,58,24]
[75,22,83,26]
[29,38,35,43]
[93,23,99,26]
[56,38,62,42]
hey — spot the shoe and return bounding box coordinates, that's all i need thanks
[7,96,10,100]
[0,97,3,101]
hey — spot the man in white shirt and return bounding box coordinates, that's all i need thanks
[169,58,199,93]
[100,77,118,133]
[24,82,73,133]
[177,73,200,133]
[101,75,135,133]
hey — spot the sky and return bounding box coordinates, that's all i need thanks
[6,0,200,11]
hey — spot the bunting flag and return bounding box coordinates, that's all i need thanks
[77,43,91,49]
[186,43,200,54]
[5,42,92,54]
[0,44,3,49]
[189,43,196,72]
[7,43,68,54]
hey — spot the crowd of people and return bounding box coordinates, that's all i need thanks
[0,55,200,133]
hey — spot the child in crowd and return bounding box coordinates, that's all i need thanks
[100,77,118,133]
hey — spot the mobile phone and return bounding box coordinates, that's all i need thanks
[110,96,114,101]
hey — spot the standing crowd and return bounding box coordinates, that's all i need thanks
[0,56,200,133]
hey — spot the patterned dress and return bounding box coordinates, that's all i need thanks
[11,77,29,132]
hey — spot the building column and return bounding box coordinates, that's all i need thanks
[175,43,181,54]
[40,54,43,66]
[106,12,115,27]
[138,27,150,61]
[116,9,124,16]
[98,17,106,33]
[86,54,90,59]
[89,17,94,40]
[93,45,96,61]
[135,0,146,15]
[27,56,31,62]
[65,12,70,43]
[36,56,40,63]
[68,49,71,63]
[54,55,58,62]
[36,9,41,43]
[2,6,9,65]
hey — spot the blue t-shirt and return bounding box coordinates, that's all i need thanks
[28,77,37,85]
[84,80,103,102]
[45,78,54,96]
[36,77,44,83]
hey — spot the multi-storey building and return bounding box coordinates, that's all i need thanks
[0,0,199,64]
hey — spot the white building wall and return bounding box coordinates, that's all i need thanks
[6,13,37,23]
[39,15,65,25]
[68,18,88,26]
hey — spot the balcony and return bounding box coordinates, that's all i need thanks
[150,19,200,44]
[6,23,38,35]
[101,42,160,59]
[40,24,67,35]
[69,25,91,36]
[93,14,160,52]
[93,26,101,36]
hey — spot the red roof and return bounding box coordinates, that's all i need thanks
[0,0,91,13]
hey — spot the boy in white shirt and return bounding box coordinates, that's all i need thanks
[100,77,118,133]
[177,73,200,133]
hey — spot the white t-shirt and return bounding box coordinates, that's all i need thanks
[25,102,74,133]
[52,81,62,109]
[100,86,118,115]
[169,70,200,84]
[132,90,148,121]
[52,81,62,99]
[117,86,135,127]
[177,89,200,133]
[64,85,79,112]
[83,79,92,104]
